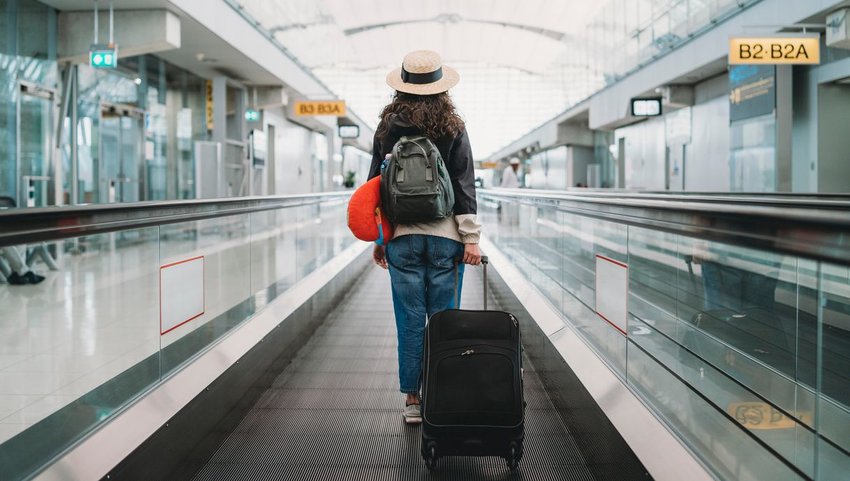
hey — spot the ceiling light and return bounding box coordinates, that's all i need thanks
[134,77,142,85]
[196,53,219,63]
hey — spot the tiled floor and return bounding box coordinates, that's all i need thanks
[0,214,352,445]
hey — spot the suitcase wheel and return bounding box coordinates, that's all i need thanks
[505,443,522,472]
[423,443,438,471]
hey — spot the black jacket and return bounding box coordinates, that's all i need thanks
[368,115,477,216]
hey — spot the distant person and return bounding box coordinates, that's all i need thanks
[368,50,482,425]
[0,196,57,284]
[0,246,45,285]
[500,157,521,188]
[27,243,60,271]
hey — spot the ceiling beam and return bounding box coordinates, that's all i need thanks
[341,14,571,42]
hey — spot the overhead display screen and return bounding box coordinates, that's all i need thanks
[338,125,360,139]
[631,98,662,117]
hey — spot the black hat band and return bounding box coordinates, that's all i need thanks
[400,66,443,84]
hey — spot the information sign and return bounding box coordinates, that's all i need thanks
[294,100,346,117]
[89,43,118,69]
[729,36,820,65]
[205,81,214,131]
[729,65,775,122]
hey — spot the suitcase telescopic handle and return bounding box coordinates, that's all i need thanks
[454,255,489,310]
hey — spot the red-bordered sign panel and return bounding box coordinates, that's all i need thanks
[160,255,205,335]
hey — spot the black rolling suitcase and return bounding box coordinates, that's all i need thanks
[420,257,524,471]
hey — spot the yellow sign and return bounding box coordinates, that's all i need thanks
[294,100,346,117]
[480,161,500,169]
[205,80,214,131]
[729,36,820,65]
[728,402,813,430]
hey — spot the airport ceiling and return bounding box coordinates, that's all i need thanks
[235,0,611,156]
[235,0,605,73]
[40,0,634,156]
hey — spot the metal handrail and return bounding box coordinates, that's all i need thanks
[639,190,850,200]
[0,192,352,247]
[4,188,850,267]
[479,188,850,267]
[486,188,850,206]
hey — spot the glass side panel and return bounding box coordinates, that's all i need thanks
[796,259,820,428]
[552,204,594,300]
[76,66,139,204]
[482,193,850,480]
[100,115,143,204]
[18,92,52,207]
[118,116,142,203]
[479,192,628,375]
[16,0,53,64]
[296,203,319,280]
[0,3,7,57]
[327,197,354,255]
[251,208,299,295]
[678,237,803,403]
[627,342,806,481]
[314,200,335,266]
[159,215,252,374]
[0,227,161,479]
[562,212,629,375]
[627,227,680,342]
[251,195,348,292]
[0,196,352,480]
[634,232,816,477]
[516,204,563,309]
[146,96,168,201]
[818,261,850,479]
[0,55,17,201]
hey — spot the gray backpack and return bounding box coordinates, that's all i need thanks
[381,136,454,225]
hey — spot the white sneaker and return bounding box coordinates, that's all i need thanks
[403,403,422,424]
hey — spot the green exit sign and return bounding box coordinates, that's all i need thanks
[90,44,118,69]
[245,109,260,122]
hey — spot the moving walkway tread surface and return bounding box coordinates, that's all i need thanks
[192,265,596,481]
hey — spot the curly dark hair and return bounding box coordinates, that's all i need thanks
[375,91,465,142]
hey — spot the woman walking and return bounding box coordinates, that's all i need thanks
[369,50,482,424]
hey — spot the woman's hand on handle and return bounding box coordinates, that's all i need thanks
[462,243,482,265]
[373,244,388,269]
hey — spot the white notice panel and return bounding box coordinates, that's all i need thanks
[160,256,205,335]
[595,255,628,335]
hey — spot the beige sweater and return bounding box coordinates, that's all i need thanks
[394,214,482,244]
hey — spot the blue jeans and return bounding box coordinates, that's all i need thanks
[386,235,465,394]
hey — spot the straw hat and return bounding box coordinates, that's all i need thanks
[386,50,459,95]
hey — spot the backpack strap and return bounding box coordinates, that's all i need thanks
[411,137,433,181]
[374,207,385,246]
